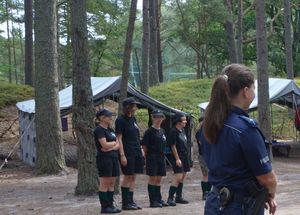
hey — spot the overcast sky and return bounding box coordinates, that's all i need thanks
[137,0,142,9]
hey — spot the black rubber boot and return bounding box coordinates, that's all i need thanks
[175,183,189,204]
[121,187,138,210]
[129,191,142,209]
[99,191,120,214]
[156,185,168,207]
[201,181,207,200]
[148,184,162,208]
[107,191,121,213]
[167,186,177,206]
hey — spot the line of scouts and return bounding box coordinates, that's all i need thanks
[94,97,191,213]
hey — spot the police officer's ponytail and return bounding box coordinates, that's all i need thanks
[203,64,254,144]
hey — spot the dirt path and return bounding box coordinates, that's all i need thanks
[1,157,300,215]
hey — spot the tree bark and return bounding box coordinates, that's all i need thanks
[34,0,66,174]
[70,0,98,195]
[224,0,238,63]
[141,0,149,94]
[18,27,25,83]
[149,0,159,86]
[57,5,65,89]
[156,0,163,83]
[118,0,138,114]
[196,51,201,79]
[11,27,17,84]
[256,0,272,145]
[293,8,300,76]
[236,0,244,63]
[284,0,294,79]
[25,0,33,86]
[5,0,12,83]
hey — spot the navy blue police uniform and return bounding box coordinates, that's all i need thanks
[94,126,120,177]
[142,126,167,176]
[115,115,144,175]
[167,127,191,173]
[199,106,272,215]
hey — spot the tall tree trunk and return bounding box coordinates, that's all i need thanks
[141,0,150,94]
[224,0,238,63]
[256,0,272,146]
[5,0,12,83]
[149,0,159,86]
[294,8,300,77]
[11,27,17,84]
[25,0,33,86]
[196,51,201,79]
[70,0,98,195]
[156,0,163,83]
[236,0,244,63]
[34,0,66,174]
[18,27,25,83]
[57,5,65,89]
[65,2,72,83]
[284,0,294,79]
[118,0,138,114]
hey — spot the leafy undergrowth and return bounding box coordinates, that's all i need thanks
[0,82,34,110]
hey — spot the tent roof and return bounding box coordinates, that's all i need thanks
[198,78,300,111]
[16,76,186,116]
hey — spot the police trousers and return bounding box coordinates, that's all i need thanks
[204,191,265,215]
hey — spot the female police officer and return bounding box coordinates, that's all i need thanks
[167,112,190,206]
[198,64,277,215]
[115,97,144,210]
[94,109,121,214]
[142,109,169,208]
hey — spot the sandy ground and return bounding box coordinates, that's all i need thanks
[1,157,300,215]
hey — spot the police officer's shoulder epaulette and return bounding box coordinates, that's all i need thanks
[238,115,257,127]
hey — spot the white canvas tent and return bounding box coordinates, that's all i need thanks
[198,78,300,111]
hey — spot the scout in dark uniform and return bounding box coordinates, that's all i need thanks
[167,112,190,206]
[195,116,211,200]
[115,97,144,210]
[142,109,169,208]
[198,64,277,215]
[94,109,121,214]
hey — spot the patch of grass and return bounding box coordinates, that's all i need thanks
[0,82,34,109]
[149,79,213,118]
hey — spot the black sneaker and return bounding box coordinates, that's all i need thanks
[175,197,189,204]
[122,203,138,210]
[159,199,169,207]
[101,206,121,214]
[167,198,176,206]
[150,201,162,208]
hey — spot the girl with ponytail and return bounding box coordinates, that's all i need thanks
[199,64,277,215]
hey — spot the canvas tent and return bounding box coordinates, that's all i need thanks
[198,78,300,112]
[16,76,192,166]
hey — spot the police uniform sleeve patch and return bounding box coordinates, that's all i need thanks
[239,115,257,127]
